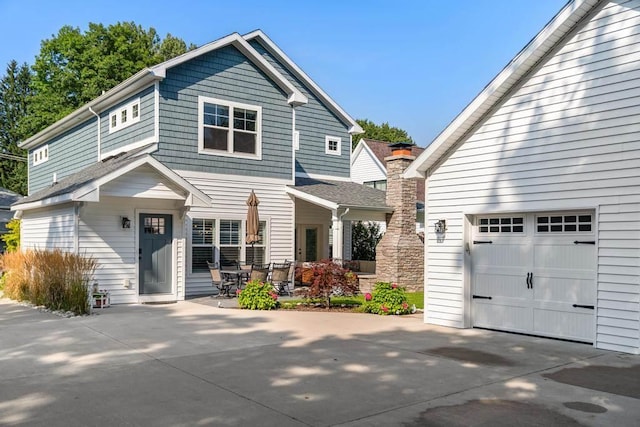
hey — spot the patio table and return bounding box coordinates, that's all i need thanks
[220,270,249,296]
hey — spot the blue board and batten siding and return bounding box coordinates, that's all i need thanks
[100,86,156,155]
[250,41,351,178]
[155,45,293,179]
[29,120,98,194]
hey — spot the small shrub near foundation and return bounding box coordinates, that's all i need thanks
[362,282,413,315]
[1,249,97,315]
[237,279,279,310]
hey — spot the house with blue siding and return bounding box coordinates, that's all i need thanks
[13,31,390,303]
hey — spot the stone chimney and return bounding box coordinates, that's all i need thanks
[375,142,424,291]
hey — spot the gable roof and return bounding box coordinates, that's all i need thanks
[20,32,308,150]
[286,178,391,211]
[243,30,364,135]
[404,0,603,178]
[352,138,426,203]
[12,145,212,211]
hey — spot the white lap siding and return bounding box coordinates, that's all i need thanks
[178,171,295,296]
[78,197,185,304]
[427,1,640,353]
[21,204,76,251]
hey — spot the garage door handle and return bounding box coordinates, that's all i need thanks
[472,295,492,300]
[573,240,595,245]
[530,272,533,289]
[526,272,531,289]
[573,304,594,309]
[473,240,492,244]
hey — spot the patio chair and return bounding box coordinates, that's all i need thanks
[271,262,292,296]
[207,261,237,298]
[249,263,270,283]
[237,263,253,289]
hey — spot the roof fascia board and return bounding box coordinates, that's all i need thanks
[243,30,363,134]
[285,187,339,210]
[404,0,601,179]
[20,70,161,150]
[151,33,307,106]
[363,141,387,174]
[11,193,74,211]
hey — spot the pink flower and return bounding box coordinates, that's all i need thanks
[402,302,408,309]
[391,283,398,289]
[236,289,242,295]
[381,305,388,312]
[365,293,372,301]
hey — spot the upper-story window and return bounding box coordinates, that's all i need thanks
[109,98,141,133]
[198,96,262,159]
[33,145,49,166]
[325,136,341,156]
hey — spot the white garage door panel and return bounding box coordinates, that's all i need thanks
[474,302,532,333]
[533,309,594,341]
[471,212,596,343]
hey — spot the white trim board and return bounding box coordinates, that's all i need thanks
[243,30,363,135]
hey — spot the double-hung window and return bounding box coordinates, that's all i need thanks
[191,219,215,273]
[190,218,268,273]
[199,96,262,159]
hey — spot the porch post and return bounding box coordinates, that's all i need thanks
[331,209,343,260]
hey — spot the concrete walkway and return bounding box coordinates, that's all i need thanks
[0,297,638,426]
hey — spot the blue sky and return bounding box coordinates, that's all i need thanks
[0,0,567,146]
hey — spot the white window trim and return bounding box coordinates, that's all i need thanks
[325,135,342,156]
[188,216,270,275]
[197,96,262,160]
[109,98,141,134]
[33,145,49,166]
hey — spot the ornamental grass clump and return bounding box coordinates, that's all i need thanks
[237,279,279,310]
[363,281,413,315]
[0,249,97,315]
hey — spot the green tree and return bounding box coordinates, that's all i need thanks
[24,22,193,135]
[351,221,382,261]
[1,218,21,252]
[352,119,414,148]
[0,60,30,195]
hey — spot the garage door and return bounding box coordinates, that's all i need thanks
[471,211,596,342]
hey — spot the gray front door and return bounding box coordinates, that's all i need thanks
[139,214,173,294]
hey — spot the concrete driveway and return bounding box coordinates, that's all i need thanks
[0,297,638,426]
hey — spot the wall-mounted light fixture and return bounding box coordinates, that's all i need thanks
[121,216,131,229]
[434,219,447,234]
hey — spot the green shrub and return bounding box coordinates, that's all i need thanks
[237,279,279,310]
[362,282,413,315]
[1,219,20,253]
[0,249,97,315]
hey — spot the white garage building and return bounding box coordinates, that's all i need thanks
[405,0,640,354]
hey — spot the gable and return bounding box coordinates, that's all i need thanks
[405,0,603,178]
[154,44,295,179]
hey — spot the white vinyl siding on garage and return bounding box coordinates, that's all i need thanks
[426,1,640,354]
[21,204,76,252]
[177,170,294,296]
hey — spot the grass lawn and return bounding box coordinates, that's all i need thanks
[284,291,424,310]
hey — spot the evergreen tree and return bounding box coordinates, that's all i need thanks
[0,60,31,195]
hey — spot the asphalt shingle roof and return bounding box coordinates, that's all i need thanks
[14,144,153,207]
[0,188,22,208]
[291,178,390,210]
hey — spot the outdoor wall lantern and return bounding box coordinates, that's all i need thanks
[121,216,131,229]
[434,219,447,234]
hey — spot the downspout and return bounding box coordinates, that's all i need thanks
[88,107,101,161]
[332,208,350,260]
